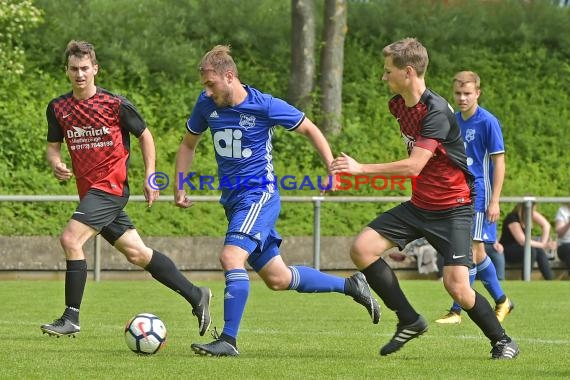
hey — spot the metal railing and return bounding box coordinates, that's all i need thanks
[1,194,569,282]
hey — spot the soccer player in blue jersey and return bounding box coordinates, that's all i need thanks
[436,71,513,324]
[173,45,380,357]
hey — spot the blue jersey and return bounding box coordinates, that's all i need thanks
[186,85,304,206]
[456,106,505,211]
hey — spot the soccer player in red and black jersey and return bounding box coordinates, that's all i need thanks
[41,40,212,338]
[330,38,519,359]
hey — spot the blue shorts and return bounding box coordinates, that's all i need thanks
[224,191,282,272]
[472,211,497,243]
[473,192,487,212]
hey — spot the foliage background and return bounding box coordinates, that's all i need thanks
[0,0,569,236]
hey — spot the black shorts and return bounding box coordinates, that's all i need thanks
[368,201,473,267]
[72,188,135,245]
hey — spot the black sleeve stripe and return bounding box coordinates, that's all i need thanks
[46,101,64,142]
[185,119,203,135]
[288,115,306,131]
[117,95,147,138]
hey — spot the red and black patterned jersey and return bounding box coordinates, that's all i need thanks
[46,87,146,198]
[388,88,473,210]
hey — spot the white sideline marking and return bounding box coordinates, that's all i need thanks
[238,328,570,345]
[453,335,570,345]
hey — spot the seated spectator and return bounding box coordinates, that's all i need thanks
[555,203,570,274]
[486,242,505,281]
[499,202,556,280]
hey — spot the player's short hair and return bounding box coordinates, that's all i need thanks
[64,40,97,67]
[199,45,238,77]
[382,38,428,77]
[453,71,481,90]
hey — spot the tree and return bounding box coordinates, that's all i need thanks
[319,0,347,136]
[0,0,42,77]
[288,0,317,110]
[0,0,44,172]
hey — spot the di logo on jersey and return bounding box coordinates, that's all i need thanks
[213,128,252,158]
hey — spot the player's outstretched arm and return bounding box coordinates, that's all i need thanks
[138,129,158,207]
[174,132,201,208]
[331,146,432,177]
[293,118,338,193]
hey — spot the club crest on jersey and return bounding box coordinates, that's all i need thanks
[239,114,256,130]
[465,128,476,143]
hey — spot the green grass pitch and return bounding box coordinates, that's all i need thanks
[3,279,569,379]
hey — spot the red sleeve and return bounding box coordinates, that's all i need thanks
[414,136,438,152]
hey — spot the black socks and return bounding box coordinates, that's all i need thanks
[361,258,419,325]
[465,291,505,344]
[64,259,87,324]
[145,250,201,308]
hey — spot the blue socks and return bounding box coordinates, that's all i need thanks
[222,269,250,340]
[220,265,346,343]
[288,266,345,293]
[451,256,506,313]
[477,256,505,303]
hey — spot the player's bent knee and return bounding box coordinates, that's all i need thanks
[350,243,375,267]
[446,287,462,302]
[265,280,288,291]
[260,272,290,291]
[443,280,473,308]
[473,247,487,263]
[122,247,151,267]
[59,232,81,252]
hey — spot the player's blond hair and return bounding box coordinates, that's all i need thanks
[382,38,428,77]
[453,71,481,90]
[198,45,238,77]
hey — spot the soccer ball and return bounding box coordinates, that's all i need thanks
[124,313,167,355]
